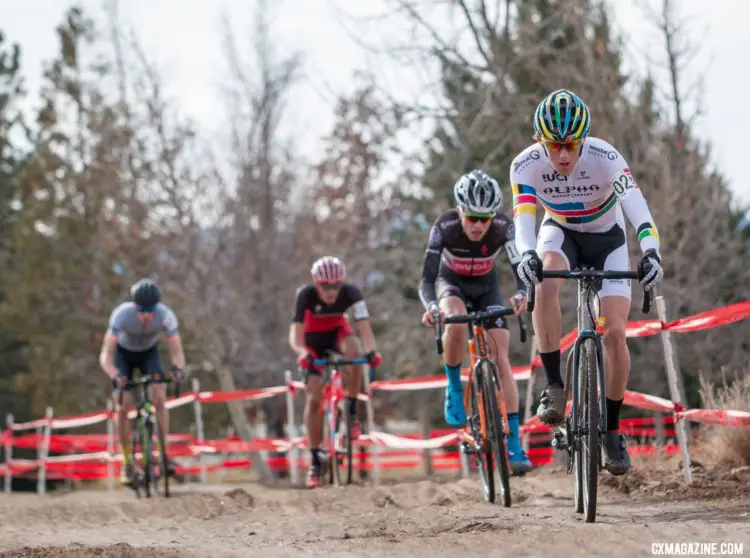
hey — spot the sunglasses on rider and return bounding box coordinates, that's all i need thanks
[318,282,342,292]
[541,138,583,152]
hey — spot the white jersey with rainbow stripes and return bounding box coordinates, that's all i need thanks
[510,137,660,256]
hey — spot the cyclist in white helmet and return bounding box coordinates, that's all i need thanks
[418,170,532,473]
[289,256,382,488]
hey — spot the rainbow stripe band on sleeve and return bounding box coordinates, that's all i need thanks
[512,183,537,216]
[637,223,660,242]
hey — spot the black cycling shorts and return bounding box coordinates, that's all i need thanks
[436,274,508,330]
[114,344,165,381]
[538,220,631,299]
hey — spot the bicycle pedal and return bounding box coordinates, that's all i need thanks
[552,429,569,451]
[460,441,477,455]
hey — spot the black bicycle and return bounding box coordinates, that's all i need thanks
[434,304,526,506]
[118,374,174,498]
[527,268,651,523]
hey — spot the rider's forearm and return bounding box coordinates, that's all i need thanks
[418,249,441,310]
[289,324,305,354]
[620,189,660,256]
[167,335,186,369]
[418,280,438,310]
[99,349,116,378]
[511,183,538,254]
[356,320,377,354]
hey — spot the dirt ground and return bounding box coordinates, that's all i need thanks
[1,459,749,558]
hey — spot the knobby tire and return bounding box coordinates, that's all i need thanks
[480,360,511,507]
[468,367,495,503]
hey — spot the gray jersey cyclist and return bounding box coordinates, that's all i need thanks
[98,279,186,485]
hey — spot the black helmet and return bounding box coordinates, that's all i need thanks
[131,278,161,309]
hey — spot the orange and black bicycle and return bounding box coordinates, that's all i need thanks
[434,304,523,507]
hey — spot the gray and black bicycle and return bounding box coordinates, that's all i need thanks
[118,374,174,498]
[527,268,651,523]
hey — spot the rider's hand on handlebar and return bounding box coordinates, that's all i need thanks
[111,371,127,389]
[509,290,528,316]
[296,351,313,370]
[422,303,443,328]
[366,350,382,368]
[637,249,663,291]
[518,250,543,288]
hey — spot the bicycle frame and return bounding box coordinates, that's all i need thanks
[462,322,510,450]
[434,306,517,444]
[312,357,369,451]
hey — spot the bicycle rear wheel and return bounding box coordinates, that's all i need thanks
[480,360,511,508]
[581,337,599,522]
[333,402,353,486]
[154,416,170,497]
[467,368,494,503]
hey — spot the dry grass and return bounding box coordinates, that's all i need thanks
[699,371,750,467]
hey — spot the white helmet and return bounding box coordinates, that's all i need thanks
[311,256,346,283]
[454,170,503,214]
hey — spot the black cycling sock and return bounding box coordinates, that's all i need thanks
[539,350,563,388]
[606,397,623,432]
[310,448,321,467]
[348,397,357,417]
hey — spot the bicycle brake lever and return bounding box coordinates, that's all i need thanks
[642,288,652,314]
[518,314,528,344]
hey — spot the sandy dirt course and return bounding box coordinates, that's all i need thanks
[1,463,749,558]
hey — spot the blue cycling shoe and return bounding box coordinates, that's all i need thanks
[506,438,533,474]
[444,387,467,426]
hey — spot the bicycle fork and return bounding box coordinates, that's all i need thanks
[551,324,607,470]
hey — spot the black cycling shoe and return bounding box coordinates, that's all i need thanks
[602,432,631,476]
[536,384,566,426]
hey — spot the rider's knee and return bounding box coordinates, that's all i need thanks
[603,324,627,351]
[537,277,562,299]
[444,322,465,344]
[341,335,362,358]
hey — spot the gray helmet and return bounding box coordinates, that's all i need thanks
[131,278,161,308]
[454,170,503,214]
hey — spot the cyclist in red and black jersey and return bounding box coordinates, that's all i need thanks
[419,170,532,473]
[289,256,382,488]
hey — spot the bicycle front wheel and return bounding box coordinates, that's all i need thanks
[467,367,494,503]
[141,420,154,498]
[130,427,143,499]
[580,337,599,522]
[154,416,170,497]
[480,360,511,508]
[568,350,583,514]
[333,402,353,486]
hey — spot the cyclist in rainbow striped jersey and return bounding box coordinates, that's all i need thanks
[511,89,663,476]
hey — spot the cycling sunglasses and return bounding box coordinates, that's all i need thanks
[541,138,583,152]
[137,305,156,313]
[463,211,494,224]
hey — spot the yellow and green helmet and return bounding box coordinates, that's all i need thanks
[533,89,591,142]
